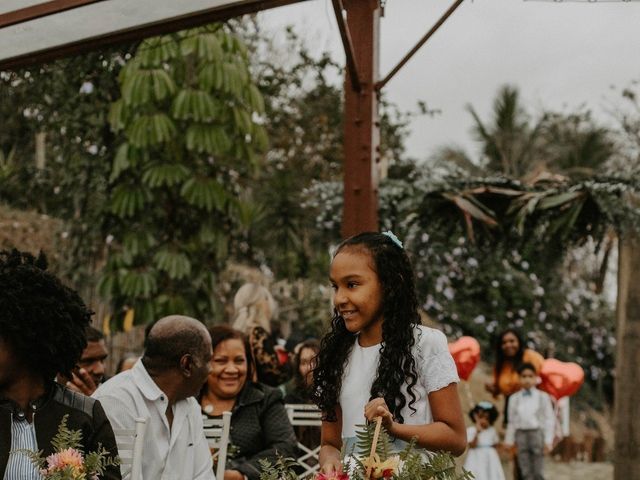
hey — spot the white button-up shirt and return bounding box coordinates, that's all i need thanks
[504,387,555,448]
[93,360,215,480]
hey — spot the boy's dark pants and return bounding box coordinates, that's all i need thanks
[515,429,545,480]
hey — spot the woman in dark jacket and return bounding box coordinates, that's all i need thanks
[200,325,296,480]
[0,249,120,480]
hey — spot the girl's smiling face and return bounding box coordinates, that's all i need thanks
[330,248,384,346]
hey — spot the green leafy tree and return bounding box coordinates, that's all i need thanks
[0,47,134,292]
[99,25,268,326]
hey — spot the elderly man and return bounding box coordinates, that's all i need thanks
[94,315,215,480]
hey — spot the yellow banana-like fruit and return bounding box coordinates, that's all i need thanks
[123,308,135,332]
[102,314,111,336]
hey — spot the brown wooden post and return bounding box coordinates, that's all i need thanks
[614,233,640,478]
[341,0,380,238]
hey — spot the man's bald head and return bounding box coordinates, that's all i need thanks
[143,315,210,370]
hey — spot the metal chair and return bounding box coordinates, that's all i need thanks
[202,411,232,479]
[285,403,322,479]
[112,417,147,480]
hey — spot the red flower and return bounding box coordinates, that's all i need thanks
[316,472,350,480]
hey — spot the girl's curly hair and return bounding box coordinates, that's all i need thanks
[0,249,92,381]
[312,232,420,422]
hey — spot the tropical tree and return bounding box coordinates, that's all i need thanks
[98,24,268,327]
[0,46,134,294]
[432,85,616,181]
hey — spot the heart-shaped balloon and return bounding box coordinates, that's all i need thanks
[538,358,584,400]
[448,336,480,381]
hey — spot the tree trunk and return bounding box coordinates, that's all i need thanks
[614,234,640,478]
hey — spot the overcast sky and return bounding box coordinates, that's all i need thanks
[258,0,640,162]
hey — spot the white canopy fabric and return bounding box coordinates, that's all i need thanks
[0,0,305,68]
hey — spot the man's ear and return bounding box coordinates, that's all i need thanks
[179,354,194,376]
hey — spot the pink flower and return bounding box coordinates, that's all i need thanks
[42,448,85,477]
[316,472,350,480]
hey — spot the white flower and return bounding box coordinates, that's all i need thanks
[473,315,486,324]
[79,81,94,94]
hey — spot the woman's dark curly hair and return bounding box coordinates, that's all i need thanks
[0,249,92,382]
[493,328,525,385]
[312,232,420,422]
[291,339,320,395]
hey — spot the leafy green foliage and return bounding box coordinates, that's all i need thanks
[100,24,267,326]
[258,423,471,480]
[0,45,135,292]
[18,414,119,479]
[304,166,640,406]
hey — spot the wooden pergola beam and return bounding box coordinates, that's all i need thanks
[0,0,308,70]
[376,0,464,91]
[0,0,107,29]
[332,0,361,92]
[341,0,380,237]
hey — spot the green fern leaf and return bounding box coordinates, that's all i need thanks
[142,163,190,188]
[153,249,192,279]
[127,113,176,147]
[137,36,179,67]
[180,177,227,211]
[171,89,219,122]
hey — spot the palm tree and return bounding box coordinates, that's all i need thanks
[431,85,615,181]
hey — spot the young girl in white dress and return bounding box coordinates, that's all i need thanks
[312,231,467,475]
[465,401,505,480]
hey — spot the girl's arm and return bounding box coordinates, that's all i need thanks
[468,428,479,448]
[364,383,467,456]
[319,406,344,473]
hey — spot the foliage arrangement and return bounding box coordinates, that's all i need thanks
[303,159,640,404]
[19,414,117,480]
[98,24,268,326]
[259,423,472,480]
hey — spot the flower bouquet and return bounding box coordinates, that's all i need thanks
[260,418,472,480]
[18,414,118,480]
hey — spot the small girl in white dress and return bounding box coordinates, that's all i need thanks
[464,401,505,480]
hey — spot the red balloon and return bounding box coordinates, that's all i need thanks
[538,358,584,400]
[448,336,480,381]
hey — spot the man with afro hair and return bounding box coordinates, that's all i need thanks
[0,249,120,479]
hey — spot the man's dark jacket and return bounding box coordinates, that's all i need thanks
[0,382,121,479]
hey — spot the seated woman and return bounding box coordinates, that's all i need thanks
[200,325,297,480]
[279,339,321,459]
[280,339,320,404]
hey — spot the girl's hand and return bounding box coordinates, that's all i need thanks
[320,458,343,474]
[364,397,394,432]
[474,418,485,432]
[223,470,244,480]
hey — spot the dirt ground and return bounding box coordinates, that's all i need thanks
[544,459,613,480]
